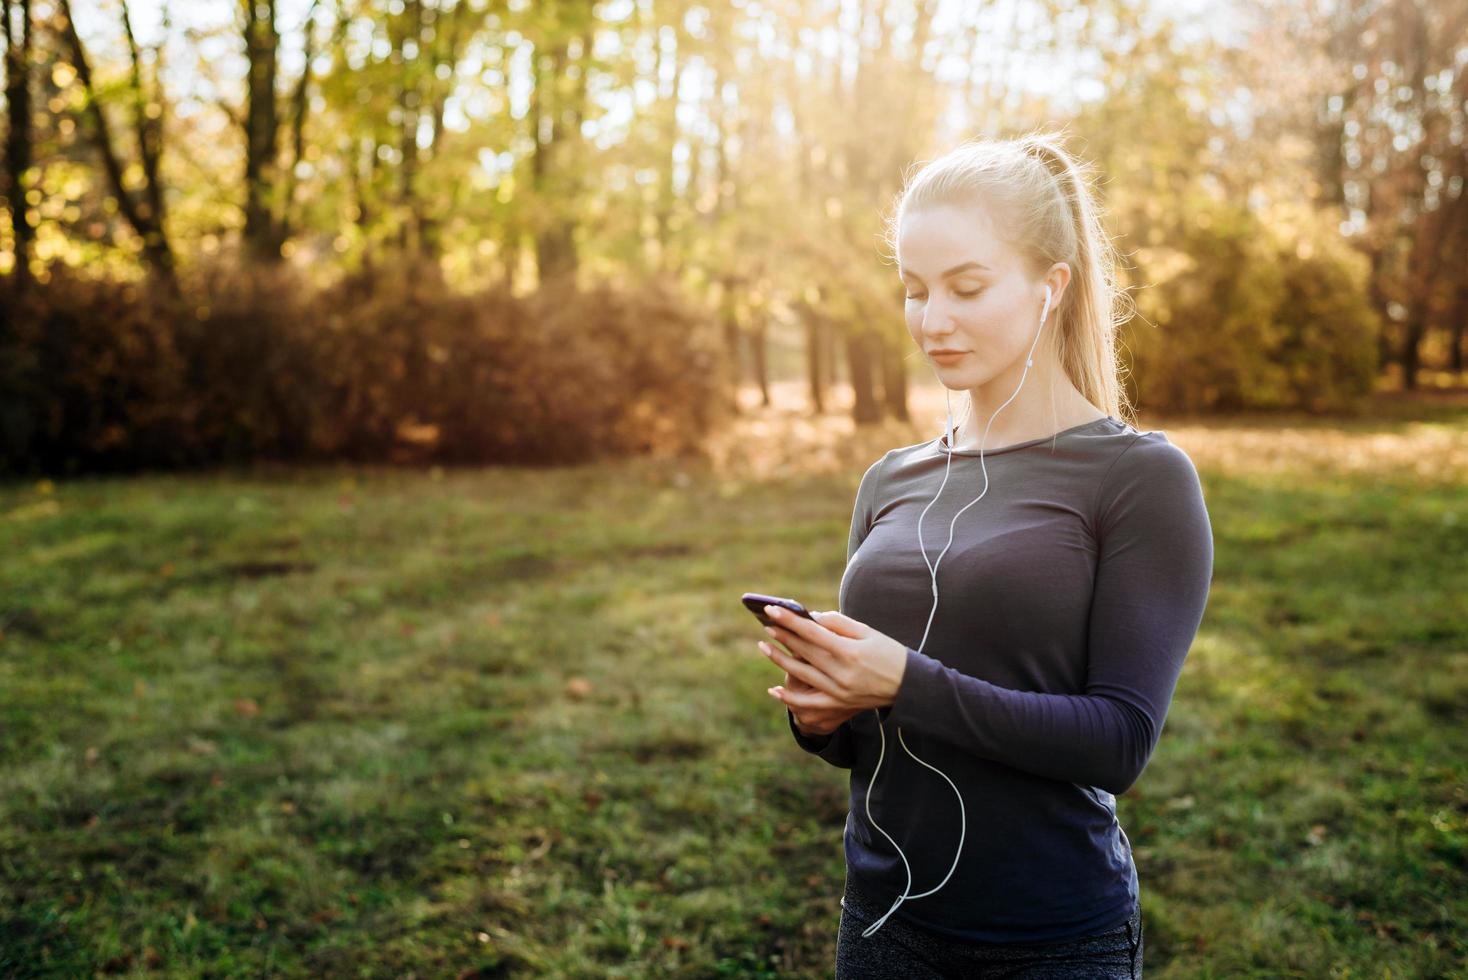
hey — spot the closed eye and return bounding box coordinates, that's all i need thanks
[905,288,983,300]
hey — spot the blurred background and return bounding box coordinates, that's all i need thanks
[0,0,1464,472]
[1,0,1465,977]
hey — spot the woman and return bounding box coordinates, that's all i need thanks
[755,132,1213,978]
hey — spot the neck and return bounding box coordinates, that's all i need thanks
[950,353,1101,451]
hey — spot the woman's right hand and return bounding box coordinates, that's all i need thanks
[783,670,865,737]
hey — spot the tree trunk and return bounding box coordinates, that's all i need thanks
[821,314,838,394]
[1449,281,1467,375]
[530,13,586,287]
[880,335,909,422]
[120,0,166,257]
[652,7,678,274]
[1368,246,1393,376]
[396,0,421,254]
[804,305,826,414]
[278,0,320,242]
[418,1,467,261]
[500,232,520,293]
[3,0,34,290]
[1399,308,1424,391]
[845,331,881,425]
[242,0,281,261]
[59,0,177,289]
[720,273,742,413]
[750,316,770,408]
[351,142,376,275]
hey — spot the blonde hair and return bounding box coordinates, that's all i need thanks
[881,129,1137,429]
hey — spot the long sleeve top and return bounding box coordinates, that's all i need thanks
[786,415,1214,943]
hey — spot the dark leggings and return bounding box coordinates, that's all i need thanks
[835,872,1143,979]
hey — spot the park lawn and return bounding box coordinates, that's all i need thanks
[1,404,1465,977]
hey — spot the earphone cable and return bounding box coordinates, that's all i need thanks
[859,285,1052,938]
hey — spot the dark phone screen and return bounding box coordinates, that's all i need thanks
[742,592,814,629]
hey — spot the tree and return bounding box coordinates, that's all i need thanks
[1264,0,1468,388]
[58,0,177,290]
[2,0,34,289]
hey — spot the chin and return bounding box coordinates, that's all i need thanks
[934,365,980,386]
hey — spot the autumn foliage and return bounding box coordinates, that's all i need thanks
[0,262,730,475]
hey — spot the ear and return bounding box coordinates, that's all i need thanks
[1045,262,1071,306]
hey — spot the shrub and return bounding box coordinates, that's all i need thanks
[1122,197,1379,415]
[0,261,730,475]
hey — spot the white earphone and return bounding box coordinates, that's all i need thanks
[859,283,1053,938]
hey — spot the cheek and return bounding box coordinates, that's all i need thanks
[905,296,989,337]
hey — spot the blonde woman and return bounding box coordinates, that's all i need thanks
[756,133,1213,977]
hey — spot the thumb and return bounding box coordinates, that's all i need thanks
[813,610,869,638]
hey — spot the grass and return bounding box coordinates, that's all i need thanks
[1,389,1465,977]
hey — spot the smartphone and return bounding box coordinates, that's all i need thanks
[742,592,816,629]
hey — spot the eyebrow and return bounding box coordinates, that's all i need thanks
[899,261,990,280]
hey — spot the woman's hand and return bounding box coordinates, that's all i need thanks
[780,671,864,737]
[757,607,909,723]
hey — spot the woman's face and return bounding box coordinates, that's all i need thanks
[897,202,1064,389]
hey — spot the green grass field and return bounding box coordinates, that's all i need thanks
[2,398,1465,977]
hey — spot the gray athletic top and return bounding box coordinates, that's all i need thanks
[788,414,1214,943]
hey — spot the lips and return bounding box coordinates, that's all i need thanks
[929,350,968,361]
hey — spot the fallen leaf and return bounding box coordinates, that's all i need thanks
[234,698,260,717]
[186,736,218,756]
[526,829,554,860]
[565,677,593,699]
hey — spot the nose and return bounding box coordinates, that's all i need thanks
[918,294,958,338]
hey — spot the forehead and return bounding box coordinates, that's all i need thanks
[897,203,1014,275]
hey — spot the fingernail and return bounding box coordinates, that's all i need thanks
[763,626,776,637]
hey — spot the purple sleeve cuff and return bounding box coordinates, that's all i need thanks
[787,707,856,769]
[886,646,948,729]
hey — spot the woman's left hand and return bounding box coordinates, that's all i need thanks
[758,606,909,714]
